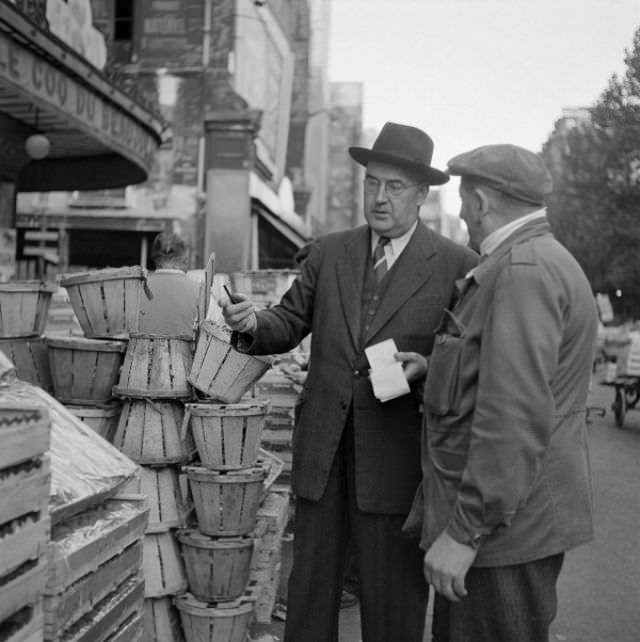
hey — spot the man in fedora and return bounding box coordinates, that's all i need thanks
[416,145,597,641]
[222,122,477,642]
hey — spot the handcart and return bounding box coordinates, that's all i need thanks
[600,375,640,428]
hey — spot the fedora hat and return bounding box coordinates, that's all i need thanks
[349,122,449,186]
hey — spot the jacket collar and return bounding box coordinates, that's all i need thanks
[472,217,551,283]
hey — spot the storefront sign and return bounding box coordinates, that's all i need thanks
[0,31,157,171]
[138,0,204,69]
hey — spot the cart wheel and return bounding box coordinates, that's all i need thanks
[625,388,640,409]
[612,389,626,428]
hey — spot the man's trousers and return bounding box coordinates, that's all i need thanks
[283,415,428,642]
[432,553,564,642]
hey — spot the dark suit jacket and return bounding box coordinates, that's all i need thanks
[241,222,477,514]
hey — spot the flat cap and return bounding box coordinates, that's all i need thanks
[447,144,553,206]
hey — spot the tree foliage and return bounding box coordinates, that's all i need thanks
[542,26,640,319]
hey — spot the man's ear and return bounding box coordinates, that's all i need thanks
[416,184,430,207]
[474,187,491,217]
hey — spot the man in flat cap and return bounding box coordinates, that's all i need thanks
[222,122,476,642]
[415,144,598,641]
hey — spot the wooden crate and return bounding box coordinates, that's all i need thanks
[142,532,188,598]
[177,530,254,603]
[106,613,143,642]
[184,465,265,537]
[60,267,149,339]
[0,281,56,338]
[44,544,142,640]
[113,400,196,465]
[0,457,50,527]
[143,597,184,642]
[114,335,193,399]
[0,403,49,469]
[47,498,148,594]
[185,401,269,470]
[124,467,191,533]
[0,337,53,392]
[0,602,44,642]
[0,557,48,623]
[188,322,272,403]
[175,590,256,642]
[66,403,121,442]
[47,337,127,405]
[52,575,144,642]
[0,516,50,577]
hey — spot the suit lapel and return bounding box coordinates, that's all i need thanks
[336,226,370,350]
[364,223,436,344]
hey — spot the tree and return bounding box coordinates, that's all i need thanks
[542,26,640,319]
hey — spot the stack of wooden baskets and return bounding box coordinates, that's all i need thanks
[177,398,271,642]
[0,401,51,642]
[0,280,56,392]
[51,267,154,442]
[110,332,197,641]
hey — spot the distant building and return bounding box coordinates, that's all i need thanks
[325,82,364,234]
[16,0,337,274]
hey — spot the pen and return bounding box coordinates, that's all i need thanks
[223,285,241,304]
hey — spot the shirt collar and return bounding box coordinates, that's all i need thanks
[480,208,547,257]
[371,220,418,255]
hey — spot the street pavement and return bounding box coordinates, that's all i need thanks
[252,373,640,642]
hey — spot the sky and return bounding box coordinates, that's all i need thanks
[328,0,640,213]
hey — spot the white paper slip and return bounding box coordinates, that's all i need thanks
[365,339,411,402]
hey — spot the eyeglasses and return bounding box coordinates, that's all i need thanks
[363,175,420,198]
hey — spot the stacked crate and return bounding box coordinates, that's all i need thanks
[174,321,278,641]
[252,365,305,491]
[111,334,196,641]
[0,281,56,393]
[47,337,126,443]
[44,498,148,642]
[0,401,51,642]
[249,491,290,624]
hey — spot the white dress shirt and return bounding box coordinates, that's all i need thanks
[370,221,418,270]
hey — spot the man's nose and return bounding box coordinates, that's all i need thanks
[375,181,388,201]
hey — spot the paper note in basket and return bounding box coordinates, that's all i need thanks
[364,338,411,402]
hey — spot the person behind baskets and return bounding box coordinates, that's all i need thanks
[221,122,477,642]
[413,145,598,642]
[138,231,203,336]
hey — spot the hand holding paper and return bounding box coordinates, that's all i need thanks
[365,339,411,402]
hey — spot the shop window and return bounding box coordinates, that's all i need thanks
[114,0,134,41]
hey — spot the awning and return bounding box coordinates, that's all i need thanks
[0,2,164,190]
[256,205,307,249]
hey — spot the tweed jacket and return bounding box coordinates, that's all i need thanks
[417,218,598,565]
[239,222,477,514]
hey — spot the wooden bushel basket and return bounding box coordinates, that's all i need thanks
[184,465,266,537]
[66,402,121,442]
[60,266,150,338]
[177,529,253,603]
[188,321,272,403]
[184,401,270,470]
[143,597,185,642]
[126,466,191,533]
[47,337,127,405]
[113,399,196,465]
[114,334,193,399]
[0,280,56,338]
[0,336,52,392]
[175,592,255,642]
[143,532,188,598]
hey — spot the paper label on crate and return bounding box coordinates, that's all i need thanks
[364,339,411,402]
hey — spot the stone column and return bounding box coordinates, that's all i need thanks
[203,110,262,273]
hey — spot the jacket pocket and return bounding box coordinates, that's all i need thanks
[424,310,465,416]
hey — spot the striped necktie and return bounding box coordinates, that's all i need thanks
[373,236,390,283]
